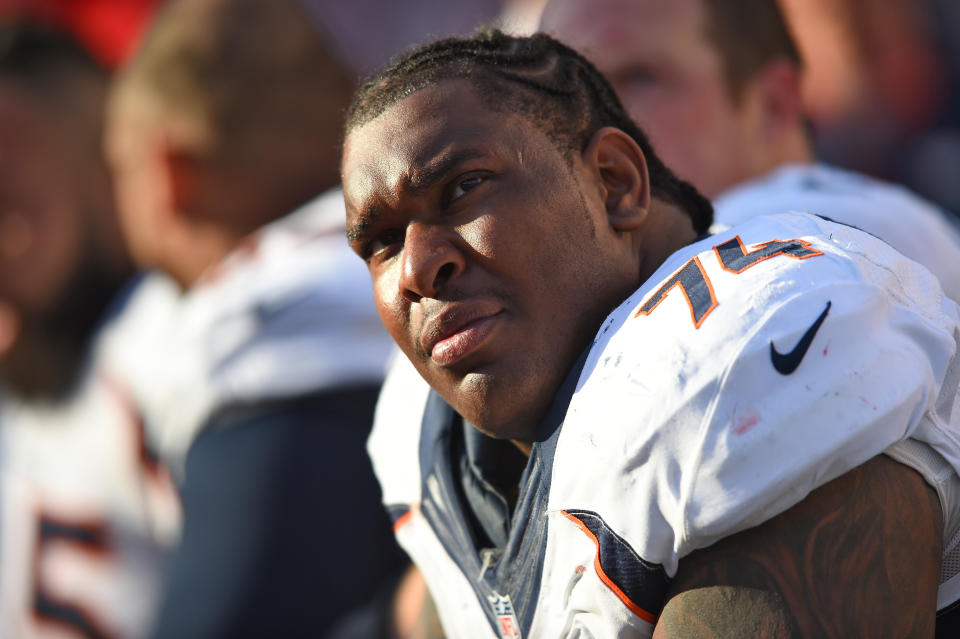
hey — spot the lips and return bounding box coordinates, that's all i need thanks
[420,302,503,367]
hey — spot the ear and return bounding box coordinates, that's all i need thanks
[154,134,203,219]
[751,59,805,141]
[582,126,651,232]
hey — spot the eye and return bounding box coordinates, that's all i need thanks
[450,175,485,202]
[363,227,405,262]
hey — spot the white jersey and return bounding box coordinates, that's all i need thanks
[0,280,182,639]
[712,162,960,301]
[369,213,960,638]
[111,188,395,475]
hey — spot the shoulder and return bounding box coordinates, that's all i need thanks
[109,192,395,471]
[185,189,393,405]
[549,212,960,575]
[367,352,433,509]
[713,163,944,229]
[713,164,960,301]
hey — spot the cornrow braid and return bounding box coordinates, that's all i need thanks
[346,29,713,235]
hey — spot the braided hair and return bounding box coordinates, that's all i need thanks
[345,29,713,234]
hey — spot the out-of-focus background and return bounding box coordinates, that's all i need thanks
[3,0,958,214]
[781,0,960,214]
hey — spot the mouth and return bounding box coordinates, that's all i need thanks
[421,302,503,367]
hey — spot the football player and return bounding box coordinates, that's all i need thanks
[342,30,960,637]
[105,0,405,635]
[539,0,960,301]
[0,19,181,638]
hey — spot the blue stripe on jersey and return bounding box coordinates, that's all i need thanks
[563,509,669,619]
[386,504,410,525]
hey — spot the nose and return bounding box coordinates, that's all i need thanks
[398,221,465,303]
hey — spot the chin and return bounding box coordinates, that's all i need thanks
[452,372,544,443]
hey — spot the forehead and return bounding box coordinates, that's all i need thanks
[542,0,711,69]
[342,79,543,212]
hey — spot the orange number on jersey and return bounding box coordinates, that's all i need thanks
[636,236,823,328]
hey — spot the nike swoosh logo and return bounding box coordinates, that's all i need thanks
[770,301,832,375]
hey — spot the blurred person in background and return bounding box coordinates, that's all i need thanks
[0,17,182,639]
[538,0,960,302]
[104,0,436,635]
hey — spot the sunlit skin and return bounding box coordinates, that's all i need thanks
[343,80,690,445]
[540,0,811,198]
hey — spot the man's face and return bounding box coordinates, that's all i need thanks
[343,80,638,442]
[541,0,764,198]
[0,84,125,398]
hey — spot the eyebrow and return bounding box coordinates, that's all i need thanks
[346,147,487,244]
[346,206,382,244]
[407,148,486,194]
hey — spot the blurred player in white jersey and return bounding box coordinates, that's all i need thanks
[0,19,181,638]
[539,0,960,301]
[344,30,960,637]
[105,0,408,636]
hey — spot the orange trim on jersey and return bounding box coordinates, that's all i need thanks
[393,507,415,532]
[634,255,718,329]
[560,510,657,624]
[714,235,824,274]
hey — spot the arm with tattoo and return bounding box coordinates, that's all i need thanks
[653,455,943,639]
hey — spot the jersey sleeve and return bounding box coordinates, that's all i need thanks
[550,213,960,577]
[367,350,433,511]
[149,387,407,638]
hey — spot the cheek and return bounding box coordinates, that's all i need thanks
[373,268,415,347]
[629,88,720,148]
[627,85,746,196]
[457,213,500,261]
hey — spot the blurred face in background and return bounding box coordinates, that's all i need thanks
[541,0,771,198]
[0,81,128,399]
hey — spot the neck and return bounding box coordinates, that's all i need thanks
[637,200,699,284]
[760,127,816,179]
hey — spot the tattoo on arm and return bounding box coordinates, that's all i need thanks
[653,455,943,639]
